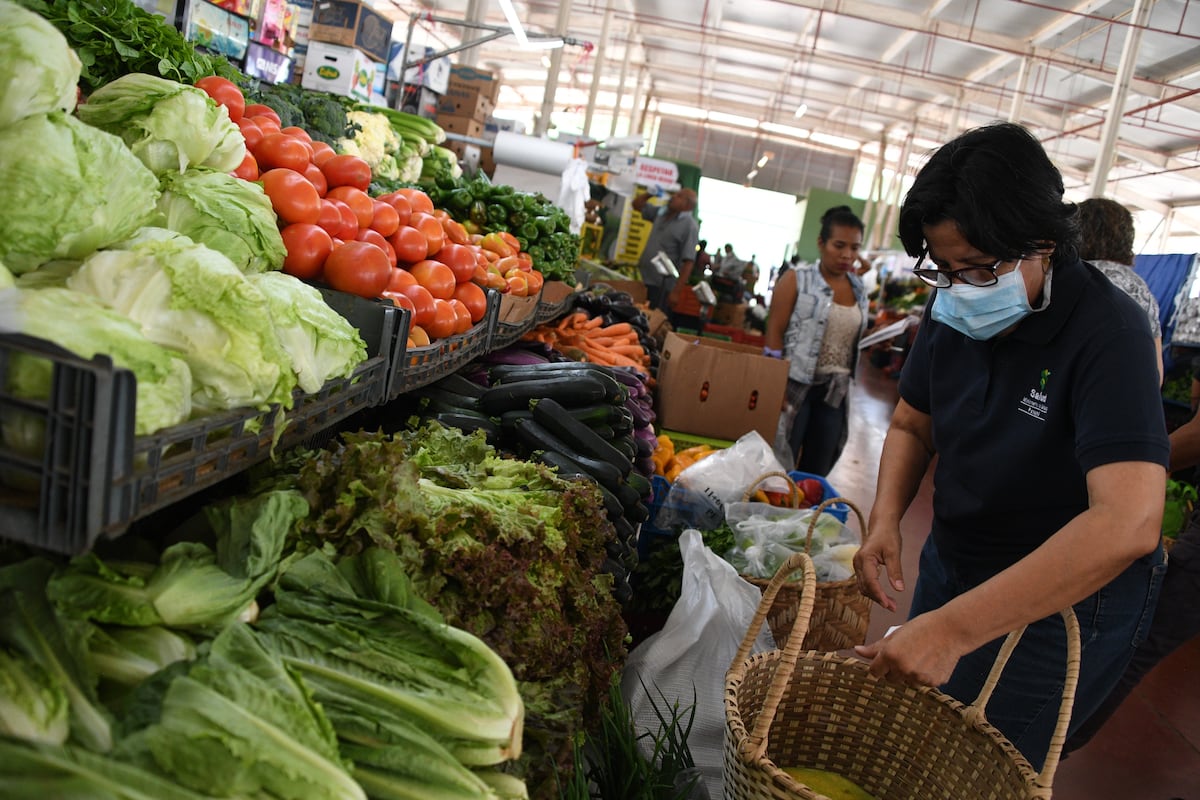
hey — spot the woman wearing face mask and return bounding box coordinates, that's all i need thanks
[764,205,870,474]
[852,122,1168,771]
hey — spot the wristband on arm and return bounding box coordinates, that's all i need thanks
[763,347,783,359]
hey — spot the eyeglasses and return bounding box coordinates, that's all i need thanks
[911,250,1005,288]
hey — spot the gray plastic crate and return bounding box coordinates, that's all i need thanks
[392,287,501,396]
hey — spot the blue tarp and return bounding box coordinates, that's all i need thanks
[1134,253,1198,371]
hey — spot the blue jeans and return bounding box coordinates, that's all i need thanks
[909,535,1166,771]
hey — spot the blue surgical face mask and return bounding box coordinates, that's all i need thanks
[931,262,1049,340]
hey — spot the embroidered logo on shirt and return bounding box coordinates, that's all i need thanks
[1019,369,1051,421]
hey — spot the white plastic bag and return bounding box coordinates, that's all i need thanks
[556,157,590,234]
[656,431,790,531]
[621,530,775,800]
[724,501,859,582]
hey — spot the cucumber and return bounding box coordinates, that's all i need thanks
[512,418,622,491]
[532,398,631,476]
[480,375,608,414]
[433,372,485,398]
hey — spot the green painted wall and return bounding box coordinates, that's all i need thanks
[793,188,867,263]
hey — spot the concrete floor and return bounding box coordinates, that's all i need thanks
[828,361,1200,800]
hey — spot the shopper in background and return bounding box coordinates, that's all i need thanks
[1076,196,1163,380]
[742,256,760,300]
[694,239,713,284]
[853,122,1168,771]
[633,187,699,311]
[763,205,869,474]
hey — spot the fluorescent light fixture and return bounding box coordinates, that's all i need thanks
[657,101,708,120]
[759,122,810,139]
[747,169,759,180]
[707,110,759,128]
[810,131,861,150]
[540,55,552,68]
[497,0,527,46]
[755,154,769,168]
[522,37,565,49]
[793,103,808,119]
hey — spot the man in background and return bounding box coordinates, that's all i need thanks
[634,187,699,311]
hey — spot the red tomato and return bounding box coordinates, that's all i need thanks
[395,188,434,215]
[449,298,472,334]
[255,133,311,172]
[409,259,456,300]
[315,199,344,237]
[386,267,417,293]
[236,117,264,152]
[303,163,328,196]
[232,151,259,181]
[398,284,436,328]
[249,115,281,136]
[381,290,416,315]
[280,223,333,279]
[329,199,359,240]
[195,76,245,122]
[243,104,281,126]
[321,154,372,192]
[426,299,458,340]
[260,168,320,225]
[452,280,488,324]
[356,229,396,268]
[326,186,374,229]
[322,241,390,298]
[389,226,427,264]
[434,243,478,284]
[310,141,337,166]
[369,201,400,238]
[281,126,312,143]
[378,191,412,227]
[409,213,445,259]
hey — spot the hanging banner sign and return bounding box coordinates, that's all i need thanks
[633,157,680,189]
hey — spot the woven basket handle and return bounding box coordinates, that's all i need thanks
[728,551,817,762]
[740,471,802,507]
[963,607,1081,797]
[804,495,867,553]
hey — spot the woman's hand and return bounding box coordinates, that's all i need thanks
[853,523,904,612]
[854,611,965,687]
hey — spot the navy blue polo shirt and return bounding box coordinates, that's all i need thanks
[899,257,1169,572]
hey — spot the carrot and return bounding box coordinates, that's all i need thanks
[586,335,638,348]
[608,344,646,357]
[595,322,632,337]
[581,315,605,330]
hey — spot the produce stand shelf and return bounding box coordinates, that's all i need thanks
[535,280,579,324]
[391,288,501,396]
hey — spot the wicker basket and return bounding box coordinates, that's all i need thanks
[738,472,871,651]
[724,552,1081,800]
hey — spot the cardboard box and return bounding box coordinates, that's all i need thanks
[712,302,748,328]
[301,41,374,102]
[591,278,648,304]
[244,40,292,84]
[437,114,485,139]
[309,0,391,62]
[391,83,440,119]
[655,331,788,443]
[448,65,500,102]
[437,89,495,121]
[485,116,527,136]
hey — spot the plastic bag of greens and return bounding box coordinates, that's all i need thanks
[724,501,858,583]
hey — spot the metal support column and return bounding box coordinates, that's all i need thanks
[628,66,647,137]
[862,126,889,246]
[583,3,612,139]
[877,128,914,251]
[535,0,574,136]
[459,0,486,68]
[609,29,632,138]
[1090,0,1154,197]
[1008,56,1030,123]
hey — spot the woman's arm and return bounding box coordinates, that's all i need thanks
[857,459,1165,686]
[855,398,935,611]
[764,269,798,352]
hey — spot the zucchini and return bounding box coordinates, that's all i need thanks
[498,409,533,429]
[415,385,481,412]
[589,424,616,442]
[612,436,636,462]
[625,471,651,499]
[612,516,637,545]
[532,398,631,476]
[492,364,628,403]
[513,418,623,491]
[433,411,500,441]
[433,372,485,399]
[536,450,624,519]
[622,500,649,524]
[480,375,608,414]
[614,479,642,511]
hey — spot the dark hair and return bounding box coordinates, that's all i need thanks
[818,205,864,242]
[898,122,1079,267]
[1077,197,1135,265]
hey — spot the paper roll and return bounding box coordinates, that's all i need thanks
[492,131,574,175]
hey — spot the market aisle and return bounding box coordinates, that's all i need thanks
[836,362,1200,799]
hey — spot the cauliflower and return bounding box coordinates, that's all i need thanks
[342,110,400,170]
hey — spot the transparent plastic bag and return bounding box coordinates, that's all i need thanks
[655,431,790,531]
[724,500,859,582]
